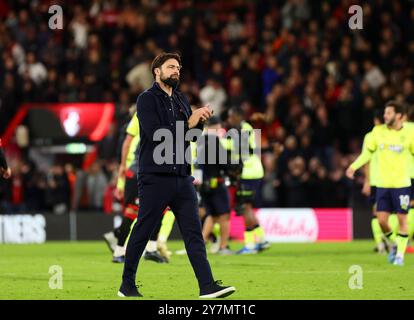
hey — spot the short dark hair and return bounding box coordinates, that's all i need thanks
[151,52,182,78]
[385,100,406,115]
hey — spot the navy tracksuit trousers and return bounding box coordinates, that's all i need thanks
[122,173,214,289]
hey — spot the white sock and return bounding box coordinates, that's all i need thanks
[146,240,157,252]
[113,245,125,257]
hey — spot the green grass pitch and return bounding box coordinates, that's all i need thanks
[1,240,414,300]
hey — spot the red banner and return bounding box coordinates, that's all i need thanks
[2,103,115,146]
[229,208,353,242]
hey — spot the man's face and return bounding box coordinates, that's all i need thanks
[384,106,401,126]
[158,58,181,88]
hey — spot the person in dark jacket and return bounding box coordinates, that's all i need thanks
[119,52,236,298]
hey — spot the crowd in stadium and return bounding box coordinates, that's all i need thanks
[1,0,414,213]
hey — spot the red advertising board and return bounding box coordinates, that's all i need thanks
[229,208,353,242]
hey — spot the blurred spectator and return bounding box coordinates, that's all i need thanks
[82,50,107,101]
[334,80,357,153]
[85,161,108,210]
[299,134,314,163]
[70,6,90,50]
[199,77,227,116]
[226,13,244,41]
[1,159,26,213]
[71,161,108,212]
[41,68,59,102]
[227,76,248,108]
[45,163,70,215]
[60,72,79,102]
[65,163,77,201]
[126,55,153,93]
[97,122,118,162]
[283,156,309,207]
[312,106,334,170]
[262,56,282,99]
[22,160,47,211]
[277,135,300,175]
[18,52,47,85]
[307,158,331,207]
[261,142,284,206]
[363,60,386,91]
[281,0,311,30]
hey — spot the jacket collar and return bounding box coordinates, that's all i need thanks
[150,81,190,118]
[151,81,178,96]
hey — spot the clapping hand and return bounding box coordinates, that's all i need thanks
[188,105,213,128]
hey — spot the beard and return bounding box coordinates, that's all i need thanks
[386,117,395,126]
[161,75,180,88]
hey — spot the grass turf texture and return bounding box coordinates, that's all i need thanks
[1,240,414,300]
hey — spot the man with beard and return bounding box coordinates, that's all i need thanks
[118,52,236,298]
[347,101,414,266]
[360,111,399,254]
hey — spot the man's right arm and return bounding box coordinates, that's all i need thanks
[351,131,376,169]
[350,148,374,171]
[347,131,376,179]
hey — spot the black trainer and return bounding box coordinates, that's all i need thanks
[199,280,236,298]
[144,250,168,263]
[117,283,143,297]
